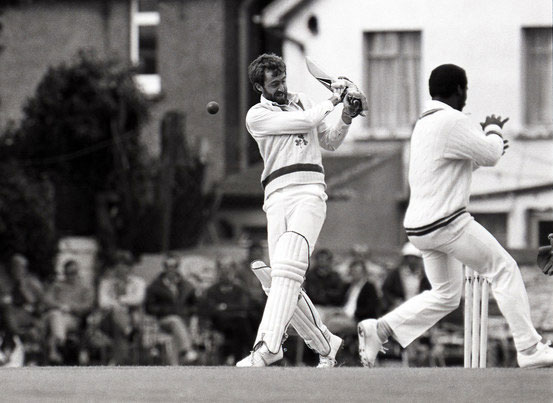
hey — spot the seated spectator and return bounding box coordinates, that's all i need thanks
[0,254,45,365]
[97,250,146,365]
[43,260,94,364]
[238,241,266,334]
[381,242,431,366]
[343,259,381,322]
[145,255,198,365]
[304,249,348,307]
[381,242,430,313]
[0,262,24,367]
[199,258,253,365]
[8,254,44,335]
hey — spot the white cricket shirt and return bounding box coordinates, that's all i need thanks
[404,100,504,235]
[246,92,350,199]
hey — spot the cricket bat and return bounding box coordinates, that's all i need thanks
[305,56,360,110]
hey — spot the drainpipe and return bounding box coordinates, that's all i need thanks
[238,0,256,171]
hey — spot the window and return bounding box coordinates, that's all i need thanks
[523,28,553,127]
[528,209,553,247]
[131,0,160,95]
[364,31,421,137]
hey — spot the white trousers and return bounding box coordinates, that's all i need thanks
[384,214,541,352]
[264,184,327,262]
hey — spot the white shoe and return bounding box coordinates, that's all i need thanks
[236,344,283,367]
[358,319,386,368]
[316,333,343,368]
[517,341,553,368]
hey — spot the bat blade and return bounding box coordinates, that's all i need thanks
[305,56,335,92]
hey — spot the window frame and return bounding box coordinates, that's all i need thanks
[522,27,553,130]
[363,30,422,139]
[130,0,161,96]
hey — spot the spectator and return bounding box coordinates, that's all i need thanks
[304,249,348,306]
[239,242,266,333]
[145,255,198,365]
[380,242,431,366]
[343,260,382,322]
[97,250,146,365]
[8,254,44,334]
[381,242,430,313]
[43,260,94,364]
[199,258,253,365]
[3,254,45,365]
[0,262,24,367]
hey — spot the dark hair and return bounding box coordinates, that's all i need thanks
[248,53,286,93]
[429,64,467,98]
[163,254,179,269]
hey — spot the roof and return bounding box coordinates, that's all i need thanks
[471,139,553,196]
[260,0,313,28]
[470,182,553,201]
[220,152,398,200]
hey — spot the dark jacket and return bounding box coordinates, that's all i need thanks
[145,273,196,319]
[304,265,348,306]
[381,267,431,313]
[353,280,381,321]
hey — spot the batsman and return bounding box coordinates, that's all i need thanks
[236,53,367,367]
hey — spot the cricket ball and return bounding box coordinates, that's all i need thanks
[206,101,219,115]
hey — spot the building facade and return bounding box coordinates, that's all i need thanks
[261,0,553,249]
[0,0,275,187]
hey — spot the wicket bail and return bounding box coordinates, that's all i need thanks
[463,266,490,368]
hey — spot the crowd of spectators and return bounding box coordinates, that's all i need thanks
[0,242,477,367]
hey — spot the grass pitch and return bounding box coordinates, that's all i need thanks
[1,366,552,402]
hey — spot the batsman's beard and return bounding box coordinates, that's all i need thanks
[274,92,287,105]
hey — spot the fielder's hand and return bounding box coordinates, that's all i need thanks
[480,114,509,130]
[537,234,553,276]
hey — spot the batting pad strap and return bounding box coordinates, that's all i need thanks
[271,264,306,283]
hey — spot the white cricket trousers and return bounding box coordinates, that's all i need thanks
[263,183,327,262]
[384,214,541,352]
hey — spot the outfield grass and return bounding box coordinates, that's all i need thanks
[0,366,552,402]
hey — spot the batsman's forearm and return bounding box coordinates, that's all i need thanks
[247,100,335,136]
[318,119,350,151]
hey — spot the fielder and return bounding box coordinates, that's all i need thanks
[358,64,553,369]
[236,53,366,367]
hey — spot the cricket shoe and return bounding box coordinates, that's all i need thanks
[236,344,283,367]
[517,340,553,368]
[358,319,387,368]
[316,333,343,368]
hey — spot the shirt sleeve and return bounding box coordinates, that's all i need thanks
[246,100,335,137]
[444,117,503,166]
[119,277,146,307]
[98,279,118,309]
[317,116,351,151]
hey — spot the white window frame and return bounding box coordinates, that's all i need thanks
[130,0,161,96]
[522,27,553,131]
[363,31,421,139]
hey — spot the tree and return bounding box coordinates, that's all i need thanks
[0,1,57,277]
[13,50,151,262]
[0,159,57,278]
